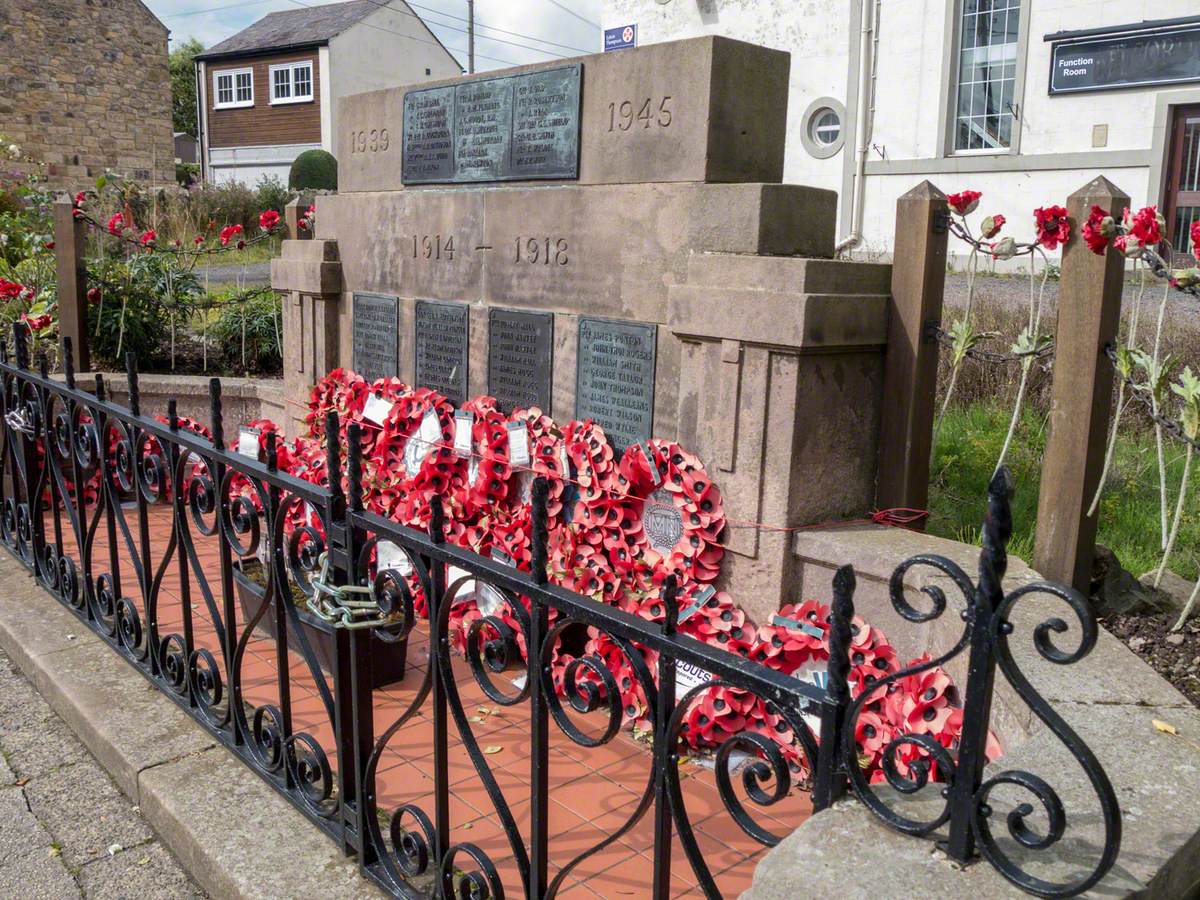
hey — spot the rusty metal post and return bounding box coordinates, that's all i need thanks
[1034,176,1129,591]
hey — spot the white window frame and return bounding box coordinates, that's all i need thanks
[269,61,315,105]
[213,66,254,110]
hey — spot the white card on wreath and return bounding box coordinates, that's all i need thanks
[453,410,474,458]
[237,426,261,459]
[506,422,531,467]
[418,408,442,455]
[363,393,392,425]
[375,540,413,578]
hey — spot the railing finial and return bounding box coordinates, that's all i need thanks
[265,431,278,472]
[12,322,28,370]
[325,411,344,510]
[429,494,445,545]
[167,398,179,431]
[208,378,224,449]
[661,574,679,636]
[37,350,48,380]
[94,373,105,402]
[124,352,140,416]
[62,337,74,388]
[531,476,549,585]
[827,565,856,708]
[347,422,362,513]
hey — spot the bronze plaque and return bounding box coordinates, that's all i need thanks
[488,309,553,414]
[414,299,469,406]
[575,317,657,451]
[402,64,581,184]
[351,293,399,382]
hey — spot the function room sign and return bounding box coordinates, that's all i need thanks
[402,64,582,184]
[1049,21,1200,94]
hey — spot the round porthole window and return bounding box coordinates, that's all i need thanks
[811,109,841,147]
[801,98,847,159]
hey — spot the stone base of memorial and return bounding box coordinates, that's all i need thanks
[233,559,409,689]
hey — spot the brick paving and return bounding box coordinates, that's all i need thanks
[42,501,812,897]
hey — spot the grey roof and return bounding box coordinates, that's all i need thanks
[195,0,380,60]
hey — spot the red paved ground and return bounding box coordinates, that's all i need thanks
[43,499,812,898]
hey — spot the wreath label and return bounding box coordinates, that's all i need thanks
[363,393,392,425]
[453,410,473,457]
[676,659,713,694]
[237,426,261,459]
[506,421,530,466]
[377,540,413,577]
[643,488,683,553]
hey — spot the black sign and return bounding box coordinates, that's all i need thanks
[575,318,657,451]
[403,64,581,184]
[352,293,398,383]
[488,309,553,414]
[1049,24,1200,94]
[414,300,469,406]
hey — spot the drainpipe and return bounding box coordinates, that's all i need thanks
[835,0,879,255]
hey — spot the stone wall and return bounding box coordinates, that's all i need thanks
[0,0,174,188]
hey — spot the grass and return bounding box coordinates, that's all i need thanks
[929,401,1200,582]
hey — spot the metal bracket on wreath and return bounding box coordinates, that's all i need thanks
[307,551,390,630]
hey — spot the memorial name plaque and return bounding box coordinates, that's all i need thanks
[402,85,454,182]
[576,318,657,450]
[488,309,553,414]
[352,293,399,382]
[414,299,469,406]
[402,64,581,185]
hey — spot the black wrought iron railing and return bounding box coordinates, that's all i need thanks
[0,328,1119,899]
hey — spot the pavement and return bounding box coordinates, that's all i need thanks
[0,646,204,899]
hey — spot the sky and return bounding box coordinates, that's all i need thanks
[146,0,604,71]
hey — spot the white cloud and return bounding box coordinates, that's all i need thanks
[147,0,603,69]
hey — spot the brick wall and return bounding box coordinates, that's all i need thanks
[0,0,175,188]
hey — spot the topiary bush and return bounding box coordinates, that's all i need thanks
[288,149,337,191]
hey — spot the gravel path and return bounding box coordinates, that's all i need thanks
[0,647,204,899]
[944,272,1200,317]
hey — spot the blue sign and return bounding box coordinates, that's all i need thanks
[604,24,637,52]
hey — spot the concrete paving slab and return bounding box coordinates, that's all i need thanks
[77,841,205,899]
[137,746,382,900]
[0,787,81,900]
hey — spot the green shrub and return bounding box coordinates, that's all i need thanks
[289,149,337,191]
[208,290,282,374]
[253,174,290,218]
[176,163,199,187]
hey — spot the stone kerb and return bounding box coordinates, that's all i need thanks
[338,36,790,192]
[756,526,1200,899]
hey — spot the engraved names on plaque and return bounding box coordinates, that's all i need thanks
[576,318,657,450]
[402,64,581,185]
[488,309,553,414]
[414,300,469,406]
[352,293,399,383]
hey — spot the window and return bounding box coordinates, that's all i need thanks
[213,67,254,109]
[269,61,314,105]
[953,0,1020,152]
[811,109,842,147]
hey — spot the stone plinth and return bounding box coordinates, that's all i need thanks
[272,239,343,435]
[338,36,790,192]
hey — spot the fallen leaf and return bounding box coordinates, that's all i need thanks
[460,822,473,831]
[14,778,28,786]
[1154,719,1179,736]
[107,843,123,857]
[136,857,150,866]
[468,716,485,723]
[483,745,502,754]
[48,847,61,858]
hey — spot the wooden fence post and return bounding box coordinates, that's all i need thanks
[53,196,89,373]
[875,180,949,523]
[1033,176,1129,592]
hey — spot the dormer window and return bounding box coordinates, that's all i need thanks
[213,67,254,109]
[270,61,314,104]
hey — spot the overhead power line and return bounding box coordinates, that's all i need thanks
[404,1,592,55]
[163,0,276,18]
[540,0,599,30]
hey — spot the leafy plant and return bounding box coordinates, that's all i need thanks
[289,149,338,191]
[208,290,282,374]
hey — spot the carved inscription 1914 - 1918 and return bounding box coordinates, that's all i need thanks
[414,299,470,406]
[575,317,657,450]
[403,64,581,185]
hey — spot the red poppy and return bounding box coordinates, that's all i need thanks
[946,190,981,216]
[1126,205,1163,247]
[1192,221,1200,260]
[1033,204,1070,250]
[139,229,156,247]
[20,312,51,332]
[86,287,102,304]
[43,241,54,251]
[1081,205,1113,255]
[0,279,26,300]
[979,214,1004,239]
[258,209,280,231]
[219,224,243,246]
[106,212,126,236]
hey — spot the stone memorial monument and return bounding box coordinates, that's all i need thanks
[272,36,892,621]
